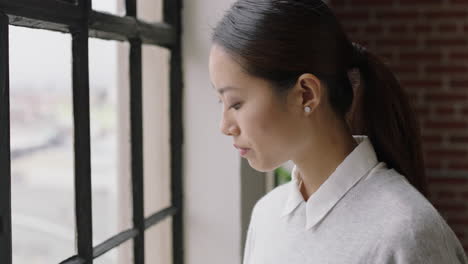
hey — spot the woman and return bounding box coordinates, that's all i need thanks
[209,0,467,263]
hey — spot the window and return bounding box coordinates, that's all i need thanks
[0,0,184,263]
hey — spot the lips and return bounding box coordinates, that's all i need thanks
[234,144,250,156]
[234,144,250,151]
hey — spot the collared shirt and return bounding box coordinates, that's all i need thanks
[281,135,387,230]
[242,136,467,264]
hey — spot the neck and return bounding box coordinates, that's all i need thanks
[293,120,358,201]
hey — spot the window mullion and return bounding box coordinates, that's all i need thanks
[163,1,184,263]
[129,37,145,264]
[72,0,93,262]
[0,0,81,26]
[129,38,145,264]
[0,11,12,264]
[126,0,144,262]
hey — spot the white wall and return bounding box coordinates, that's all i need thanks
[182,0,244,263]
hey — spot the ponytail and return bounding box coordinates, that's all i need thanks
[346,43,429,198]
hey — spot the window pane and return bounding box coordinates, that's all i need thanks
[141,44,171,264]
[92,1,125,17]
[90,39,132,246]
[94,239,133,264]
[9,26,75,263]
[275,161,294,187]
[145,217,173,264]
[137,0,163,23]
[141,44,171,219]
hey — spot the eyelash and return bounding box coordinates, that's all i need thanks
[218,100,241,110]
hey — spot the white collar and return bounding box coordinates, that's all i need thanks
[280,135,379,230]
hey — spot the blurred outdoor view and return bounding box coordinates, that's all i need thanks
[9,2,126,263]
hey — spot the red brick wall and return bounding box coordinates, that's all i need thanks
[329,0,468,253]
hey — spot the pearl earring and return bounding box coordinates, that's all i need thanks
[304,106,311,113]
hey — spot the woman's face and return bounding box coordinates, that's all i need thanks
[208,45,308,172]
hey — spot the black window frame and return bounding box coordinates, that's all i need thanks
[0,0,184,263]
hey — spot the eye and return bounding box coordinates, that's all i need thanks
[230,102,242,110]
[218,99,241,110]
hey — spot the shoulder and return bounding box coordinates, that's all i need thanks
[360,169,467,263]
[250,181,291,219]
[355,168,436,218]
[358,168,446,232]
[372,214,467,263]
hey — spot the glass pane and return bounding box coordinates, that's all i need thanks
[141,44,171,219]
[141,44,171,264]
[94,239,133,264]
[137,0,163,23]
[90,39,132,246]
[92,0,125,17]
[9,26,75,263]
[275,161,293,187]
[145,217,173,264]
[92,0,164,22]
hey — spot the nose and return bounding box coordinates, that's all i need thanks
[219,112,239,136]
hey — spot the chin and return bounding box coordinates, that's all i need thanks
[247,159,279,173]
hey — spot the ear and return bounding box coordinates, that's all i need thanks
[292,73,322,113]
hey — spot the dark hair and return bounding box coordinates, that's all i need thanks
[211,0,428,197]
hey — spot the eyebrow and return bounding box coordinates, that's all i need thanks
[211,83,239,95]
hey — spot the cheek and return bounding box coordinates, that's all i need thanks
[243,105,270,135]
[244,104,290,147]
